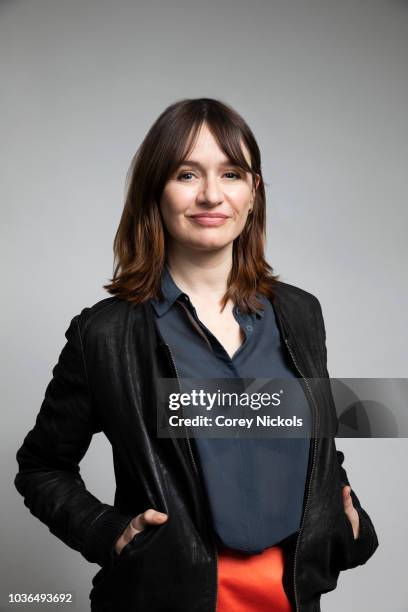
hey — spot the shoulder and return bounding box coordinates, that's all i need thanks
[74,295,148,342]
[272,279,322,315]
[271,279,326,343]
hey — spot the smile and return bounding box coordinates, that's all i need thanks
[188,216,229,227]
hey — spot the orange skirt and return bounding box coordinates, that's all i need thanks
[216,544,293,612]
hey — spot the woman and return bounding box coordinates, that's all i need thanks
[14,98,379,612]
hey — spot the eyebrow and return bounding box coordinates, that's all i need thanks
[178,160,244,170]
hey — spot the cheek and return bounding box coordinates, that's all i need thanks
[161,188,191,217]
[159,197,191,239]
[230,187,251,209]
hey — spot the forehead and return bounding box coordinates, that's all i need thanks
[184,123,252,166]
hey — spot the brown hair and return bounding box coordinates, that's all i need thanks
[103,97,280,313]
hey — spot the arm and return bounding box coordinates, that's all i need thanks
[313,297,379,568]
[14,311,134,568]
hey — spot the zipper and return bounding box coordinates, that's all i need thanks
[163,341,219,612]
[284,336,319,612]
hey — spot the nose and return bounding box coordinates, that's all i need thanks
[197,174,224,207]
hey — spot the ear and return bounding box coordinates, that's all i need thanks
[252,173,261,198]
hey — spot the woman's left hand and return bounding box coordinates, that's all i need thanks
[342,485,360,539]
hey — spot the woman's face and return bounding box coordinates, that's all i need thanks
[159,123,260,254]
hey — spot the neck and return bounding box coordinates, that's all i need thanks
[165,241,233,302]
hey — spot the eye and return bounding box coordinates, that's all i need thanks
[176,171,195,181]
[175,170,242,181]
[224,171,241,179]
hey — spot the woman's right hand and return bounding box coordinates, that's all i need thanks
[114,509,168,556]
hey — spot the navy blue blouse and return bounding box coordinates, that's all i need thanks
[151,264,311,553]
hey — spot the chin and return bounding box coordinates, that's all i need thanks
[184,239,233,252]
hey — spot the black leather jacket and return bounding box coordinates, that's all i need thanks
[14,280,379,612]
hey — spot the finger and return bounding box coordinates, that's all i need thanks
[131,509,168,531]
[342,485,351,498]
[342,486,354,510]
[142,508,169,525]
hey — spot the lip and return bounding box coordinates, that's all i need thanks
[189,213,229,218]
[188,214,230,227]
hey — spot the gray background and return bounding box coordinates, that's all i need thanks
[2,0,407,610]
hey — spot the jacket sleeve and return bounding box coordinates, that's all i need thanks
[312,296,379,569]
[14,311,134,568]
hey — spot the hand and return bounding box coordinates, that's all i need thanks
[114,508,168,555]
[342,485,360,540]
